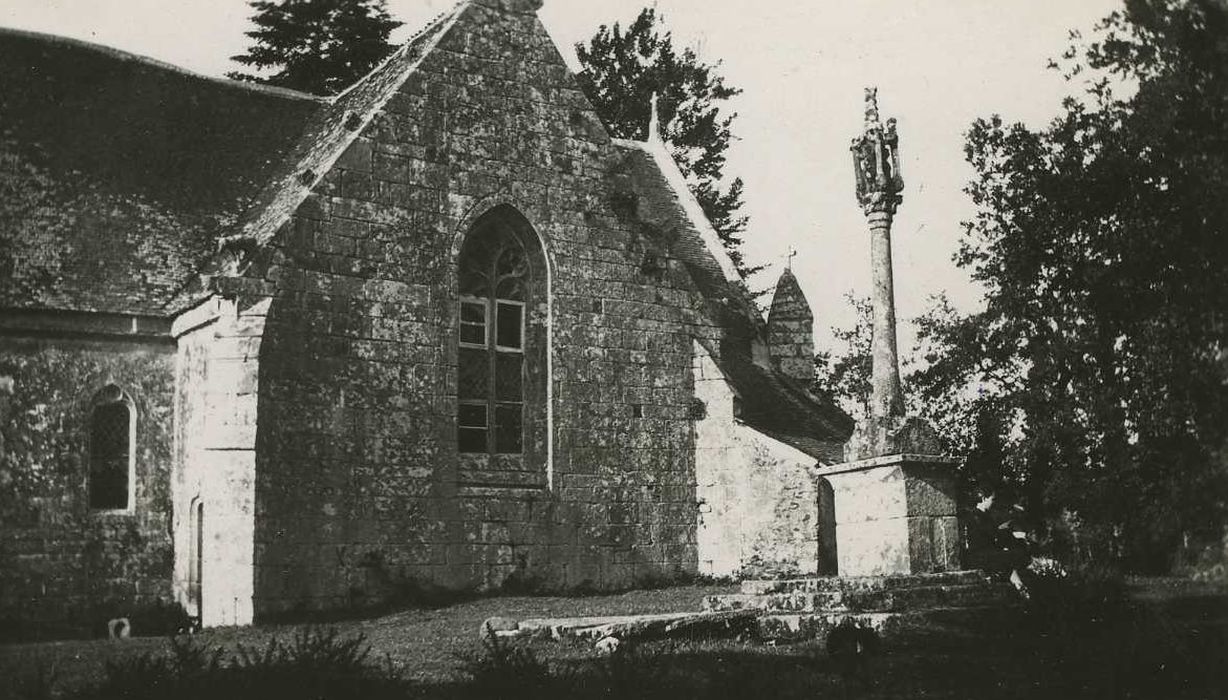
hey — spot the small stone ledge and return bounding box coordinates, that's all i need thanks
[457,483,549,499]
[815,453,960,478]
[0,306,173,342]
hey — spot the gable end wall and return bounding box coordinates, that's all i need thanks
[248,2,736,616]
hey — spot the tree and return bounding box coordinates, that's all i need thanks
[811,294,873,421]
[913,0,1228,571]
[576,8,763,286]
[228,0,401,96]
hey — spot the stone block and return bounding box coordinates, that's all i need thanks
[826,466,907,524]
[834,518,911,576]
[817,454,962,576]
[336,139,373,173]
[904,466,958,517]
[907,515,960,573]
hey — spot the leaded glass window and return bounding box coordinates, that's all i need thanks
[458,226,528,455]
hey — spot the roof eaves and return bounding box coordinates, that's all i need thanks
[706,350,846,462]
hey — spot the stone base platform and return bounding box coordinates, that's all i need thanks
[501,571,1016,647]
[704,570,1016,642]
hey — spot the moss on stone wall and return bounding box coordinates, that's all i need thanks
[247,1,727,616]
[0,337,174,639]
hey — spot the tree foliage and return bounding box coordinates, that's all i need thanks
[913,0,1228,571]
[812,294,874,421]
[576,8,763,285]
[228,0,401,96]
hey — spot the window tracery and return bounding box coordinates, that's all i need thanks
[458,224,530,455]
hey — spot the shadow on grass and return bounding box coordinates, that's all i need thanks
[255,571,735,629]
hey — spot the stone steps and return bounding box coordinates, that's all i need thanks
[839,581,1014,612]
[755,604,1011,642]
[740,570,990,596]
[705,580,1013,615]
[503,571,1017,646]
[715,570,1018,642]
[704,591,845,614]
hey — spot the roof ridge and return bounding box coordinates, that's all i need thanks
[331,0,471,103]
[0,26,327,103]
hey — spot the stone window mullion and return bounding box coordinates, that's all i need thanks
[459,228,527,456]
[485,296,497,454]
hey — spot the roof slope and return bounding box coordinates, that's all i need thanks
[768,268,812,323]
[721,357,853,462]
[609,139,853,457]
[226,2,468,250]
[0,28,322,316]
[0,27,324,313]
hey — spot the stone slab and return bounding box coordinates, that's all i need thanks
[814,453,960,478]
[511,610,756,641]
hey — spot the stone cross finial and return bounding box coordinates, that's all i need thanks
[784,246,797,270]
[864,87,881,130]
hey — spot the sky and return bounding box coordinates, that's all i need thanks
[1,0,1122,352]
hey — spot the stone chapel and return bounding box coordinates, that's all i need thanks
[0,0,951,636]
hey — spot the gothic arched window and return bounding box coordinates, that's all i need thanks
[455,207,549,487]
[89,385,133,511]
[458,226,528,454]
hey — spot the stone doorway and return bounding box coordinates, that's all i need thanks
[188,499,204,618]
[817,477,839,575]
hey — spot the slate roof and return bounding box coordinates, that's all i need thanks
[227,2,468,250]
[768,268,812,323]
[0,4,475,317]
[721,357,853,462]
[0,4,852,456]
[609,138,853,456]
[0,28,322,315]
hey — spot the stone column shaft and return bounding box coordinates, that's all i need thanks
[868,209,904,419]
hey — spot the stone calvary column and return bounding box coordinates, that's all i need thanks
[814,88,963,576]
[857,91,906,423]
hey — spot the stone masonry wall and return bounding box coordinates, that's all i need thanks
[248,1,731,616]
[0,333,174,638]
[171,296,267,627]
[691,342,826,578]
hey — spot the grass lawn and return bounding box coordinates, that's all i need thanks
[2,578,1225,699]
[0,584,734,692]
